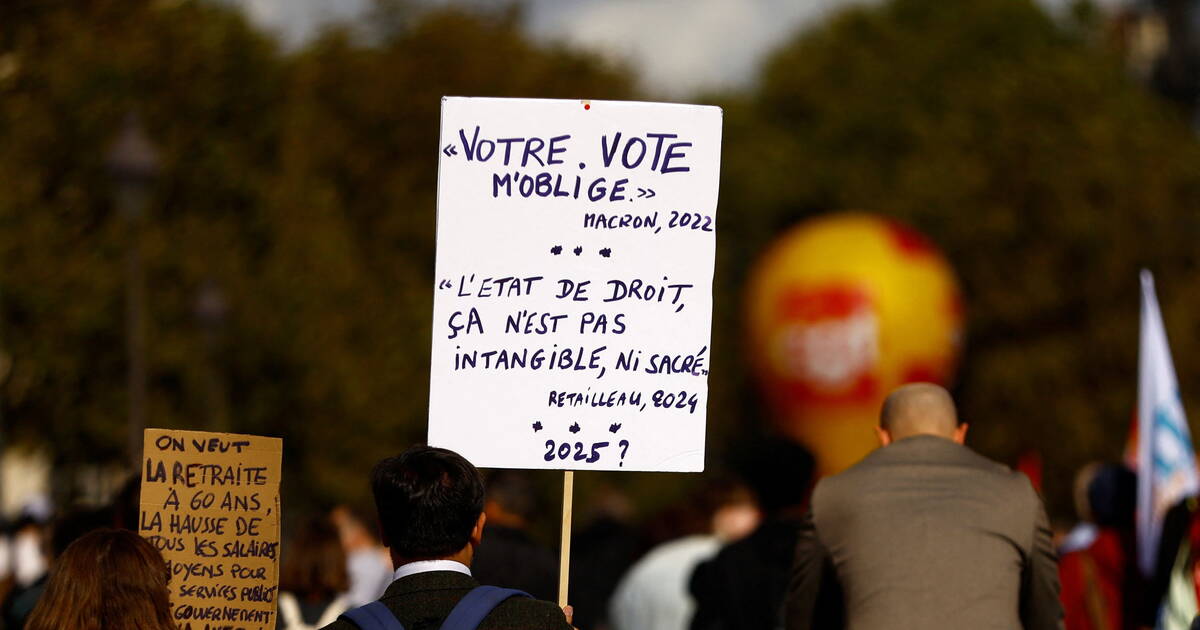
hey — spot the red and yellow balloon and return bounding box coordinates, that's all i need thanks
[746,213,963,475]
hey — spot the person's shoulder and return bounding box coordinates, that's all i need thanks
[952,450,1047,523]
[960,449,1035,490]
[810,457,872,504]
[956,444,1018,476]
[940,444,1037,495]
[813,439,1030,498]
[318,618,355,630]
[483,595,571,630]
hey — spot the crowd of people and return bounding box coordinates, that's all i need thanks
[2,383,1200,629]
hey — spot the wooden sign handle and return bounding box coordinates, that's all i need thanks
[558,470,574,608]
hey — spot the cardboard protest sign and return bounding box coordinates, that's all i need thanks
[139,429,282,630]
[428,97,722,472]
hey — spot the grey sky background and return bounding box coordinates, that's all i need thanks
[223,0,1110,97]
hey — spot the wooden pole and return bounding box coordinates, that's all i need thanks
[558,470,574,608]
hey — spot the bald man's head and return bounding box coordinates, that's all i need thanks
[878,383,965,445]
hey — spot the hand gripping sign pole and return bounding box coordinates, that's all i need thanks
[427,97,721,613]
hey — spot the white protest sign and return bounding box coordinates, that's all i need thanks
[428,97,721,472]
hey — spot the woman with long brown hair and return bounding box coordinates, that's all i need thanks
[26,528,175,630]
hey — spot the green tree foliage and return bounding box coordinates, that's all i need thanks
[0,0,286,468]
[0,0,631,510]
[5,0,1200,521]
[715,0,1200,514]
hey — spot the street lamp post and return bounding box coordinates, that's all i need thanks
[106,113,160,471]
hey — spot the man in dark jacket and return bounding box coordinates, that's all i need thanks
[689,437,814,630]
[321,446,572,630]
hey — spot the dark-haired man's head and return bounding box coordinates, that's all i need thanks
[371,445,486,566]
[877,383,967,446]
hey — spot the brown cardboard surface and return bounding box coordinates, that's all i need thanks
[139,429,282,630]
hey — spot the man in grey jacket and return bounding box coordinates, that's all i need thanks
[784,383,1063,630]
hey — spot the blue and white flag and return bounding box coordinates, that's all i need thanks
[1137,269,1199,575]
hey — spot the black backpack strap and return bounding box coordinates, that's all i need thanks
[440,586,532,630]
[338,601,406,630]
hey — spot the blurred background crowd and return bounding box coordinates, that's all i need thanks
[3,0,1200,627]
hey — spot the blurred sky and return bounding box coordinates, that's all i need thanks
[225,0,1118,97]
